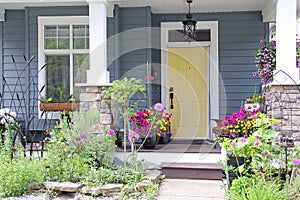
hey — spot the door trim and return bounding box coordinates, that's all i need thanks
[160,21,219,139]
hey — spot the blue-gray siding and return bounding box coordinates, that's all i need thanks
[152,11,264,117]
[1,10,26,118]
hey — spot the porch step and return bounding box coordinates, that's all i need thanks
[160,162,223,180]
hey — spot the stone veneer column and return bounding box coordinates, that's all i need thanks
[79,85,115,133]
[266,85,300,138]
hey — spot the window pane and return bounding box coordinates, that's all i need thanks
[73,25,89,49]
[46,55,70,102]
[58,25,69,37]
[44,25,70,49]
[58,38,69,49]
[73,38,85,49]
[45,25,57,49]
[45,25,57,37]
[73,25,86,37]
[73,53,89,97]
[45,38,57,49]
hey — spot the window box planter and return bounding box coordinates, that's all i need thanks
[40,102,80,112]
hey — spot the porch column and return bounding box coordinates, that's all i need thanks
[86,0,109,85]
[275,0,299,84]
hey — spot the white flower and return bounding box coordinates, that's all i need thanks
[7,116,14,123]
[0,109,5,117]
[4,108,10,114]
[10,112,17,118]
[0,118,7,124]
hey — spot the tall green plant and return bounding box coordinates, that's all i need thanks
[103,77,145,166]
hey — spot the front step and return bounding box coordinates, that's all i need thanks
[160,162,223,180]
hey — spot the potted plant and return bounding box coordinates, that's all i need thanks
[129,103,172,149]
[244,93,265,112]
[220,112,281,186]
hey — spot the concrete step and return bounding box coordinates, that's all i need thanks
[160,162,223,180]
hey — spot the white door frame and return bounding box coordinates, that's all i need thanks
[160,21,219,139]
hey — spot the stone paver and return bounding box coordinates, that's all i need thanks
[157,179,226,200]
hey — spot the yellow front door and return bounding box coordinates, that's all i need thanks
[168,47,208,138]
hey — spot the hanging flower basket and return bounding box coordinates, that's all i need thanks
[40,102,80,111]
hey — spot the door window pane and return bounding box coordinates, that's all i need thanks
[46,55,70,102]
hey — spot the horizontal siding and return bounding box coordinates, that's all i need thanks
[119,7,150,80]
[2,10,26,118]
[152,11,264,117]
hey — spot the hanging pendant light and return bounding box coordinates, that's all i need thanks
[182,0,197,40]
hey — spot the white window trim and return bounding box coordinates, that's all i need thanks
[160,21,219,140]
[38,16,89,118]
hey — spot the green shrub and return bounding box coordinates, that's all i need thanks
[227,176,285,200]
[42,110,117,182]
[0,156,45,198]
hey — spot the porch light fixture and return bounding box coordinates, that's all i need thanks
[182,0,197,40]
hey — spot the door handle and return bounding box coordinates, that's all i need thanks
[170,92,174,109]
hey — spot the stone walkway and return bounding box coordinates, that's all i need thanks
[157,179,227,200]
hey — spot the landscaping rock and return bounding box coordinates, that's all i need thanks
[43,182,83,193]
[82,186,102,195]
[146,169,162,183]
[136,180,151,191]
[100,183,123,194]
[27,182,42,190]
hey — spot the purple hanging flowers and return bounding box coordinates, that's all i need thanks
[253,40,276,85]
[253,39,300,85]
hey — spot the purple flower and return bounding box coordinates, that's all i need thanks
[230,142,238,147]
[240,137,246,143]
[107,129,115,135]
[154,103,164,112]
[252,141,260,146]
[128,130,140,141]
[292,158,300,165]
[80,134,87,140]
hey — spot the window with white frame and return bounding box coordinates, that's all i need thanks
[38,16,89,102]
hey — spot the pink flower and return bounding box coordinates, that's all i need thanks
[154,103,164,112]
[107,129,115,135]
[128,130,140,141]
[292,158,300,165]
[230,142,238,147]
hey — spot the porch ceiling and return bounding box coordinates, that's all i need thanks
[0,0,299,22]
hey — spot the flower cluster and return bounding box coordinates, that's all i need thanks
[222,106,260,138]
[0,109,16,125]
[129,103,172,141]
[253,40,276,85]
[0,108,18,130]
